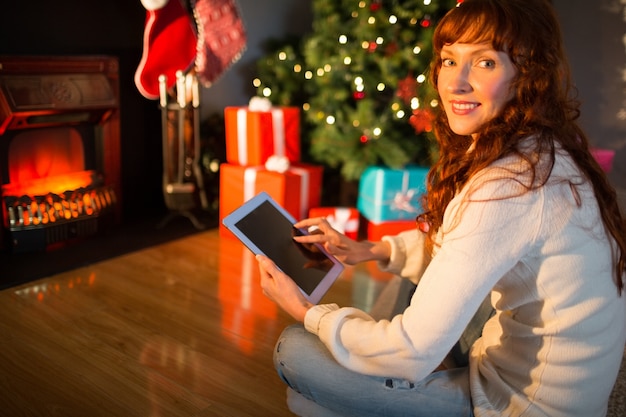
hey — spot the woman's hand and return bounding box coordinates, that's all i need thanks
[257,254,314,322]
[293,217,391,265]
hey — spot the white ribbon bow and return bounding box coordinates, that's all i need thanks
[265,155,290,173]
[326,208,359,234]
[392,171,419,213]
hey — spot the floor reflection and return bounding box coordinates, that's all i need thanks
[218,237,278,355]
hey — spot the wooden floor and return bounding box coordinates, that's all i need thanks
[0,228,393,417]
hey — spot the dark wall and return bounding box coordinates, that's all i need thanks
[554,0,626,208]
[0,0,165,221]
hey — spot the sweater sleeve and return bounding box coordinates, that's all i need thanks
[303,170,543,383]
[376,229,430,284]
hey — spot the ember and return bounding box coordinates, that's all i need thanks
[3,183,116,229]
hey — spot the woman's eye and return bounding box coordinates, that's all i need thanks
[478,59,496,68]
[442,58,455,67]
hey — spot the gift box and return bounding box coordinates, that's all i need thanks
[219,163,323,237]
[224,104,300,166]
[591,148,615,173]
[309,207,360,240]
[362,218,417,241]
[357,165,429,222]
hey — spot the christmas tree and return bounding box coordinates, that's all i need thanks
[254,0,459,181]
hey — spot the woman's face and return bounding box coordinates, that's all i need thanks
[437,42,517,138]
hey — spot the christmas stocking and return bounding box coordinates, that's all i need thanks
[192,0,247,86]
[134,0,198,100]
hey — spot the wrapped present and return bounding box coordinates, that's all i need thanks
[219,162,323,237]
[309,207,360,240]
[362,218,417,241]
[591,148,615,173]
[224,97,300,166]
[357,165,429,222]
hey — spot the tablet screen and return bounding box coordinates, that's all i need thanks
[233,199,334,296]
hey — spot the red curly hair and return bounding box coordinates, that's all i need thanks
[424,0,625,293]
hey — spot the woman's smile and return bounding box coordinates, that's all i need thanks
[450,100,480,115]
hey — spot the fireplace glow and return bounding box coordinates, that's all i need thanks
[1,126,115,238]
[2,170,94,198]
[7,127,86,188]
[0,55,121,252]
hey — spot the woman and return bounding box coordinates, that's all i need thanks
[256,0,626,415]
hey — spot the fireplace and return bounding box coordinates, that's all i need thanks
[0,56,121,253]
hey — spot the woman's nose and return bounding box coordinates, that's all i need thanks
[446,67,472,93]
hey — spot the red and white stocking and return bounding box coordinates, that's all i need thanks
[192,0,247,86]
[134,0,198,100]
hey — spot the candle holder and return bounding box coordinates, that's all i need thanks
[157,71,208,229]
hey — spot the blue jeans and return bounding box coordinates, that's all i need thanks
[274,325,474,417]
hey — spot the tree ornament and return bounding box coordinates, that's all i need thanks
[396,74,418,104]
[385,41,399,56]
[409,109,434,133]
[353,91,366,100]
[370,1,381,11]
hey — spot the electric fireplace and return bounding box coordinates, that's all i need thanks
[0,56,121,253]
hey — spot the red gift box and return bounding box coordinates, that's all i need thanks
[309,207,360,240]
[224,106,300,166]
[219,163,323,237]
[363,218,417,241]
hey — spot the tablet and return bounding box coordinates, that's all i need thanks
[222,191,344,304]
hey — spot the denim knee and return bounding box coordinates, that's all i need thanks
[274,324,307,388]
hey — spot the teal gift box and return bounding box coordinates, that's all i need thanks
[357,165,429,222]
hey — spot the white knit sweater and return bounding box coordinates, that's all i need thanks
[304,146,626,417]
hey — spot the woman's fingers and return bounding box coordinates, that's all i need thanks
[294,217,327,229]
